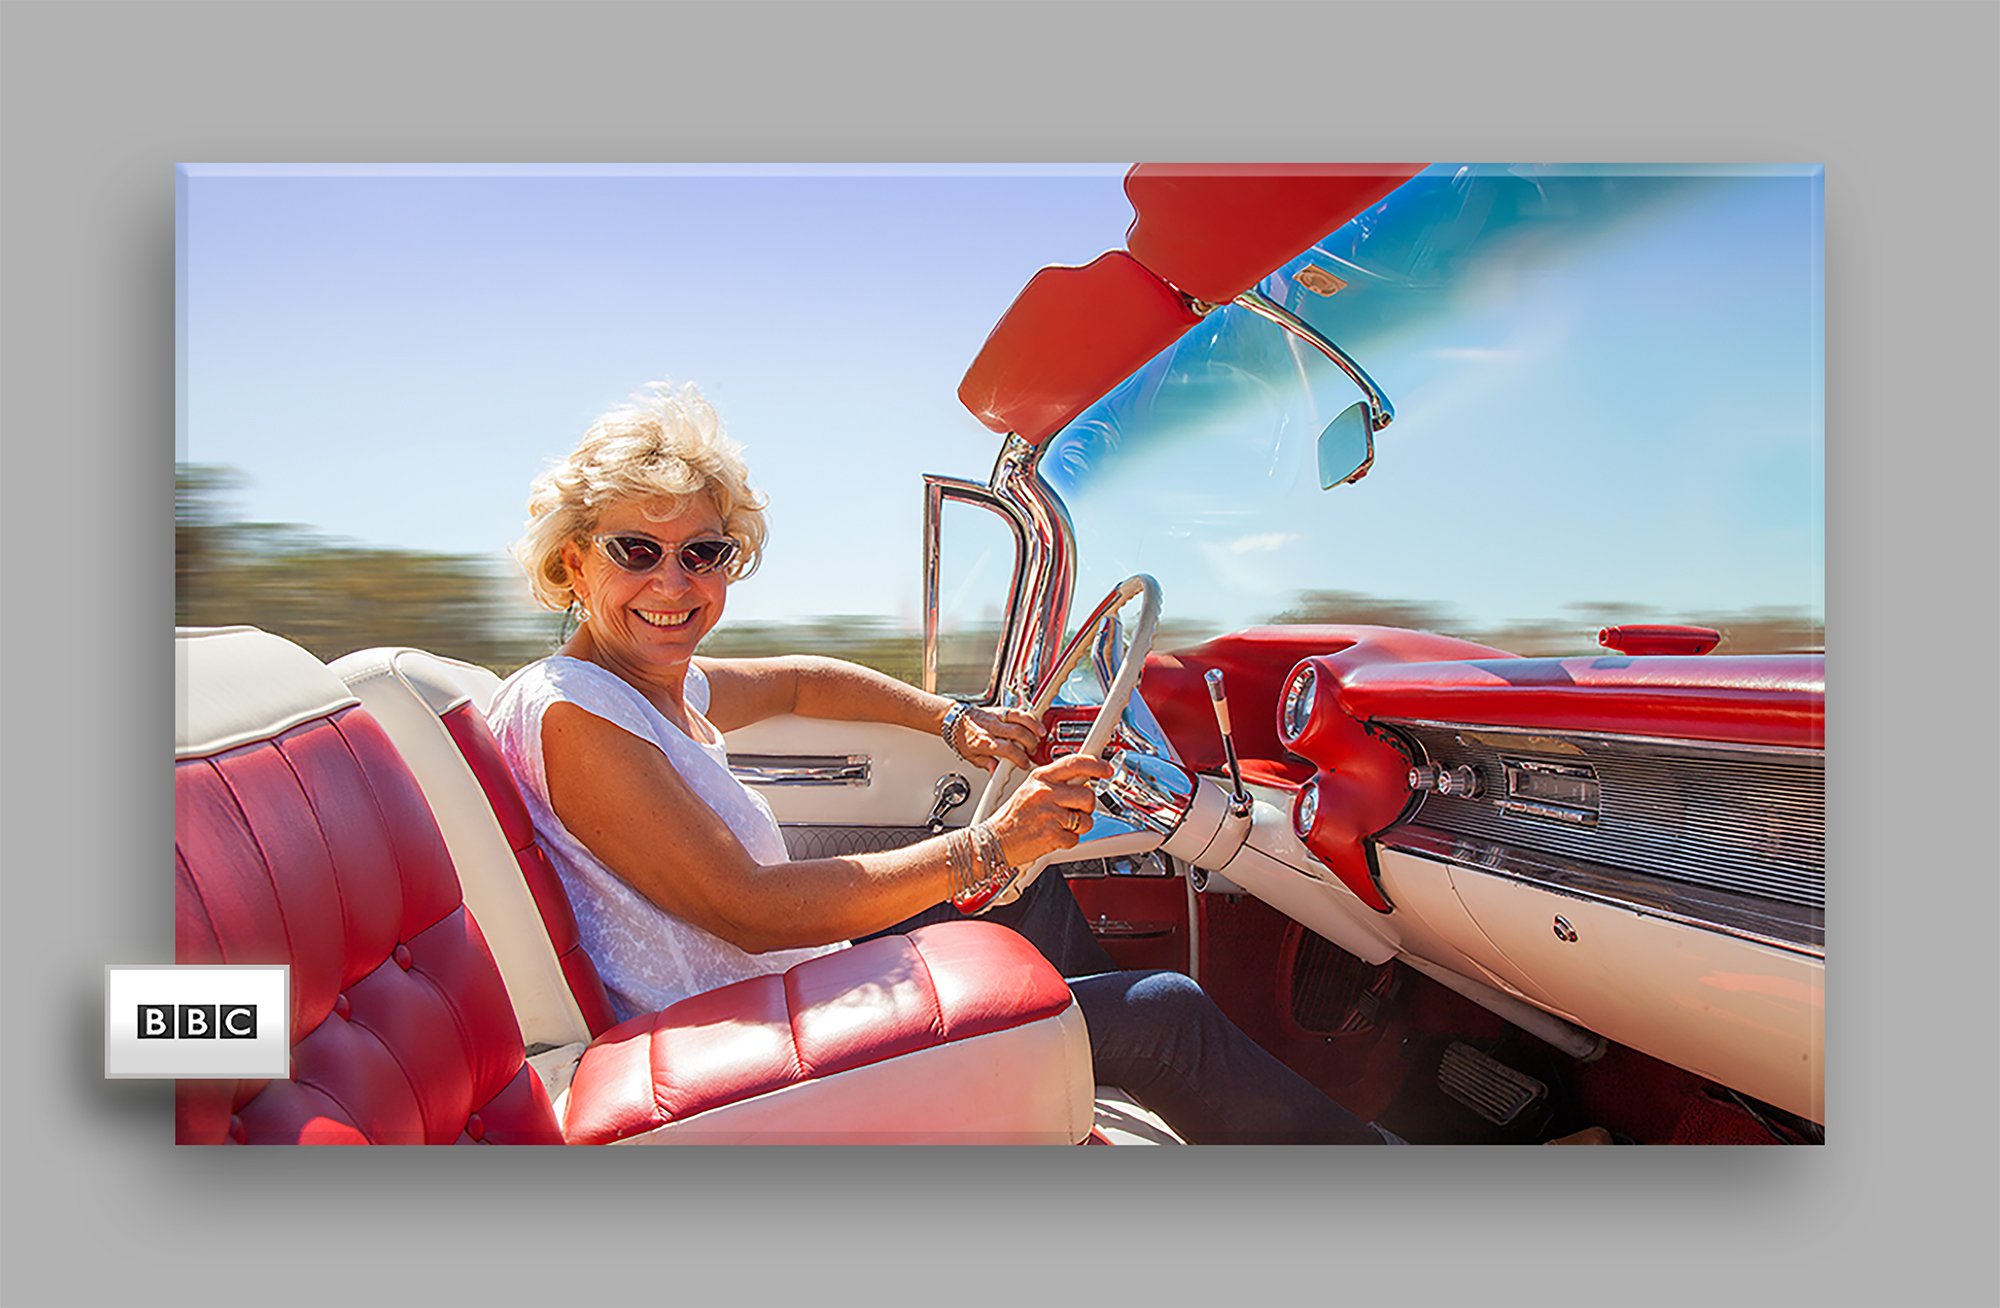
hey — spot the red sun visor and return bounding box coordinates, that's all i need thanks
[957,250,1201,444]
[1124,163,1427,305]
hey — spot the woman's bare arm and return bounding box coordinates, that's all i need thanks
[540,699,1106,952]
[695,654,1042,769]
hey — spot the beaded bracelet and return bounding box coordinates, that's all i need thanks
[946,821,1019,913]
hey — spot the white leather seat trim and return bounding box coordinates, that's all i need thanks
[330,647,593,1050]
[527,1041,591,1119]
[176,627,360,759]
[601,1001,1094,1145]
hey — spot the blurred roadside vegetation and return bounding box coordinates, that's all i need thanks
[178,464,1823,681]
[177,465,560,670]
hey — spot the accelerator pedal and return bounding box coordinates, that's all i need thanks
[1438,1041,1548,1127]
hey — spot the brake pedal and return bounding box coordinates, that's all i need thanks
[1438,1041,1547,1127]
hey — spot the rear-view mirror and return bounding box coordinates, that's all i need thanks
[1317,401,1375,489]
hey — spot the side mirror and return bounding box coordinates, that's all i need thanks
[1317,400,1376,489]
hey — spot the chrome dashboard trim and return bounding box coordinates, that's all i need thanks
[1378,825,1824,958]
[1386,718,1823,760]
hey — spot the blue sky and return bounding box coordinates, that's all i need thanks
[180,164,1822,634]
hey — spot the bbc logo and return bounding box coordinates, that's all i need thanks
[106,965,288,1079]
[137,1004,259,1040]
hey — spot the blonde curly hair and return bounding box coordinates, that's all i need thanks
[515,380,768,612]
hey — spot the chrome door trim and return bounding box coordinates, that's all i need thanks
[728,754,873,787]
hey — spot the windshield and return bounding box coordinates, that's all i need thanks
[1044,164,1825,660]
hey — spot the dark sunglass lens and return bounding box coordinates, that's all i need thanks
[679,539,738,575]
[604,535,665,571]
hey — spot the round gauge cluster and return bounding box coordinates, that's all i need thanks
[1280,664,1318,745]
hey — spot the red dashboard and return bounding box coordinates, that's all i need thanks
[1141,626,1825,911]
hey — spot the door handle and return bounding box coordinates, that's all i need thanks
[927,773,972,832]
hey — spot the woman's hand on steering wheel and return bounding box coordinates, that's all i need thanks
[987,753,1113,868]
[951,706,1046,773]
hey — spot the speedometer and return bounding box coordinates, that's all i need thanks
[1281,665,1318,744]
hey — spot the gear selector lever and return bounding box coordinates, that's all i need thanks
[1204,669,1254,817]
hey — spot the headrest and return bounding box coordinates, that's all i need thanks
[331,647,506,718]
[176,627,360,760]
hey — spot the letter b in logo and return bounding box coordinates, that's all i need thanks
[138,1005,173,1039]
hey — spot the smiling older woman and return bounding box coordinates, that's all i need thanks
[486,380,1407,1144]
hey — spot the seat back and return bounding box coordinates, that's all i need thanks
[329,648,617,1045]
[175,628,563,1144]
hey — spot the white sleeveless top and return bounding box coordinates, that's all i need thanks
[487,655,845,1020]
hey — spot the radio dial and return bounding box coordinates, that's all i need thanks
[1437,765,1484,799]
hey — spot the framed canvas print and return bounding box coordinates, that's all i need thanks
[172,163,1823,1145]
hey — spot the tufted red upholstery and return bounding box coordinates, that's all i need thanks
[439,702,617,1036]
[175,706,563,1145]
[564,923,1078,1143]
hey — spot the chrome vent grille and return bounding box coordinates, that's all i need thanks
[1390,722,1824,911]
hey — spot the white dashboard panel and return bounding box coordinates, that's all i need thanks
[1431,852,1825,1121]
[1374,850,1569,1011]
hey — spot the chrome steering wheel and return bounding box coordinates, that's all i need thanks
[968,574,1162,910]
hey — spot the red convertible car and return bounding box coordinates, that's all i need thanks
[174,163,1823,1144]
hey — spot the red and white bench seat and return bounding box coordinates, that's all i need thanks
[178,627,1095,1144]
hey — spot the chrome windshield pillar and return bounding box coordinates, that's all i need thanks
[988,434,1075,708]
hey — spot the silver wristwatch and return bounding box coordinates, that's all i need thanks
[939,702,972,759]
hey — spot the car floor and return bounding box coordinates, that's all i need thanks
[1185,892,1813,1145]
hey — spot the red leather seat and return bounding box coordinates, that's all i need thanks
[179,629,1095,1144]
[175,627,562,1144]
[564,924,1085,1144]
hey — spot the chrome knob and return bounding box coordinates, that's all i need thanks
[1408,764,1442,792]
[1437,765,1484,799]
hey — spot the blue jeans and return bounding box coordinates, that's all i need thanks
[869,872,1387,1145]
